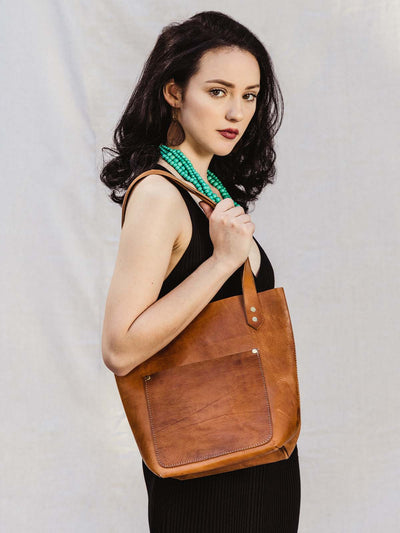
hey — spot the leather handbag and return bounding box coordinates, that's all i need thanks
[115,168,301,480]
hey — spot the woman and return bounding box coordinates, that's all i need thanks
[101,10,301,533]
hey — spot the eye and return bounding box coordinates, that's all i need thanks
[244,93,258,102]
[209,88,225,97]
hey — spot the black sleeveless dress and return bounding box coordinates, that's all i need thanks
[141,164,301,532]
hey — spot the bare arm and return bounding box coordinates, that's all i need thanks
[109,254,235,376]
[101,175,237,377]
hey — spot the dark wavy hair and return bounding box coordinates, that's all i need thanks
[100,11,284,213]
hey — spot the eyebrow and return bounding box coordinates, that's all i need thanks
[205,79,260,90]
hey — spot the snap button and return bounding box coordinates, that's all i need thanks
[250,306,256,312]
[252,316,258,322]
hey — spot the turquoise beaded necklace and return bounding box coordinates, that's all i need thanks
[159,144,240,207]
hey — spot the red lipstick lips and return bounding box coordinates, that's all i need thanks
[218,128,239,140]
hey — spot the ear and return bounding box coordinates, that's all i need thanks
[163,79,182,109]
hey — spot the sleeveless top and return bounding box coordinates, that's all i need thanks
[141,164,300,533]
[153,163,275,300]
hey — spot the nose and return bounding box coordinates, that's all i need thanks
[225,97,244,122]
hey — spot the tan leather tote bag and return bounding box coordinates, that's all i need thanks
[115,169,301,480]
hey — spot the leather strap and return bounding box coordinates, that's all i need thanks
[120,169,264,329]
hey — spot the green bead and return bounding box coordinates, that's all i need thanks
[159,144,239,207]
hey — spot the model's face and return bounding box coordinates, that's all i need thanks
[175,47,260,157]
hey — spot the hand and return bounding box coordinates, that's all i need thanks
[199,198,255,271]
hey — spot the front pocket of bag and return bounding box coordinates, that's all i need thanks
[143,349,273,468]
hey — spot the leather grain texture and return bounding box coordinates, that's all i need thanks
[115,169,301,479]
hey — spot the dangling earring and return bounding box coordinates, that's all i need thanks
[166,107,185,146]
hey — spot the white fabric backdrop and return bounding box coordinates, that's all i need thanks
[1,1,399,531]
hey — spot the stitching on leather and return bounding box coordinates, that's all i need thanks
[144,350,274,469]
[280,289,301,411]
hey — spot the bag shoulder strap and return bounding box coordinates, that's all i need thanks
[121,169,216,228]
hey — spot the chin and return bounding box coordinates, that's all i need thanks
[213,146,236,157]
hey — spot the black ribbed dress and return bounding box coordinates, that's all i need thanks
[142,164,301,532]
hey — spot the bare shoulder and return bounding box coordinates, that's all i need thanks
[123,173,187,224]
[127,173,184,203]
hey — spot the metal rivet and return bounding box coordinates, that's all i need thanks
[252,316,258,322]
[144,375,151,381]
[252,348,258,353]
[250,306,256,312]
